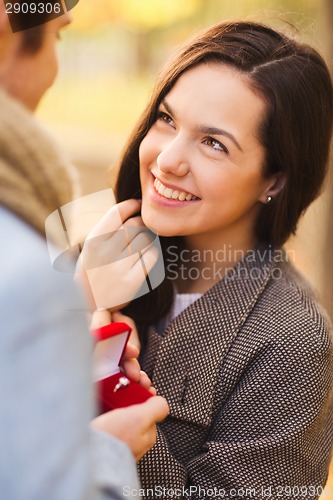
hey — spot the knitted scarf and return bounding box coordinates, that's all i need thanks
[0,89,77,241]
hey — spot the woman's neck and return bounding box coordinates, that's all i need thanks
[174,230,258,294]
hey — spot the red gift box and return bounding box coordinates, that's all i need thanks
[91,322,152,413]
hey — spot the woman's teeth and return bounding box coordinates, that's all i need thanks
[154,178,198,201]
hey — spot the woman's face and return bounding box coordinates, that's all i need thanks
[139,63,276,245]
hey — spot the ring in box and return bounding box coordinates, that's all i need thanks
[91,322,152,413]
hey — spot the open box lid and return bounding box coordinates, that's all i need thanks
[91,322,132,382]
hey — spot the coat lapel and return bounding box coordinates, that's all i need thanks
[152,245,279,427]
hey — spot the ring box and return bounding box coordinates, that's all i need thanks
[91,322,152,413]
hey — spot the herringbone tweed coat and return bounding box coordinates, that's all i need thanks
[138,247,333,499]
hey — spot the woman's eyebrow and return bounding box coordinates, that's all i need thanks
[160,100,174,117]
[197,125,243,152]
[161,99,243,152]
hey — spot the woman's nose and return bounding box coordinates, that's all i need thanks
[156,137,190,177]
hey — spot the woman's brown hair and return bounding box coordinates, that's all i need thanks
[115,21,333,324]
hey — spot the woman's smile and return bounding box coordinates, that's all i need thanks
[152,174,199,202]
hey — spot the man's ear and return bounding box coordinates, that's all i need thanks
[0,5,21,64]
[0,0,22,64]
[259,172,286,204]
[0,5,14,63]
[0,3,9,33]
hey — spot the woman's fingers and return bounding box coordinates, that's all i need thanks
[122,357,141,383]
[122,342,140,360]
[86,243,159,311]
[116,199,142,225]
[80,198,161,311]
[139,370,154,392]
[90,309,112,329]
[88,199,142,239]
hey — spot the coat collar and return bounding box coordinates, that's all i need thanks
[152,244,282,426]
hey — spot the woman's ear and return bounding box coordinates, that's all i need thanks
[259,172,286,204]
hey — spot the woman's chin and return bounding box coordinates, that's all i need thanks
[141,213,177,237]
[145,224,177,237]
[141,204,188,237]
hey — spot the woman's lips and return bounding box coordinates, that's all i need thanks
[153,176,199,202]
[146,174,200,208]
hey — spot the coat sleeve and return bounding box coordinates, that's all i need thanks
[138,318,333,499]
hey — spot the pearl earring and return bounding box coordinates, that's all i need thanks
[266,195,272,203]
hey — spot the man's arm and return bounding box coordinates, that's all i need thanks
[0,211,164,499]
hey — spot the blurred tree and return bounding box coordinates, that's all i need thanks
[70,0,206,71]
[72,0,204,31]
[70,0,322,71]
[111,0,205,31]
[69,0,117,30]
[115,0,205,70]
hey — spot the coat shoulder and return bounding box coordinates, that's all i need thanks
[253,257,332,353]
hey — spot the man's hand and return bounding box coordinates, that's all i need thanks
[113,311,141,350]
[90,309,152,392]
[91,397,169,461]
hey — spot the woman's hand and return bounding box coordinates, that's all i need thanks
[76,199,159,311]
[91,396,169,461]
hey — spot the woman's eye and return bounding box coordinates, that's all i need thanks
[203,137,229,154]
[157,111,175,127]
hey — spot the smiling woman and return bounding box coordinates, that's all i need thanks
[139,63,273,247]
[111,20,333,496]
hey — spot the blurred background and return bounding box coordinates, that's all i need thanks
[38,0,333,323]
[37,1,332,494]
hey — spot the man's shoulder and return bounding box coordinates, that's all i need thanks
[0,207,85,313]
